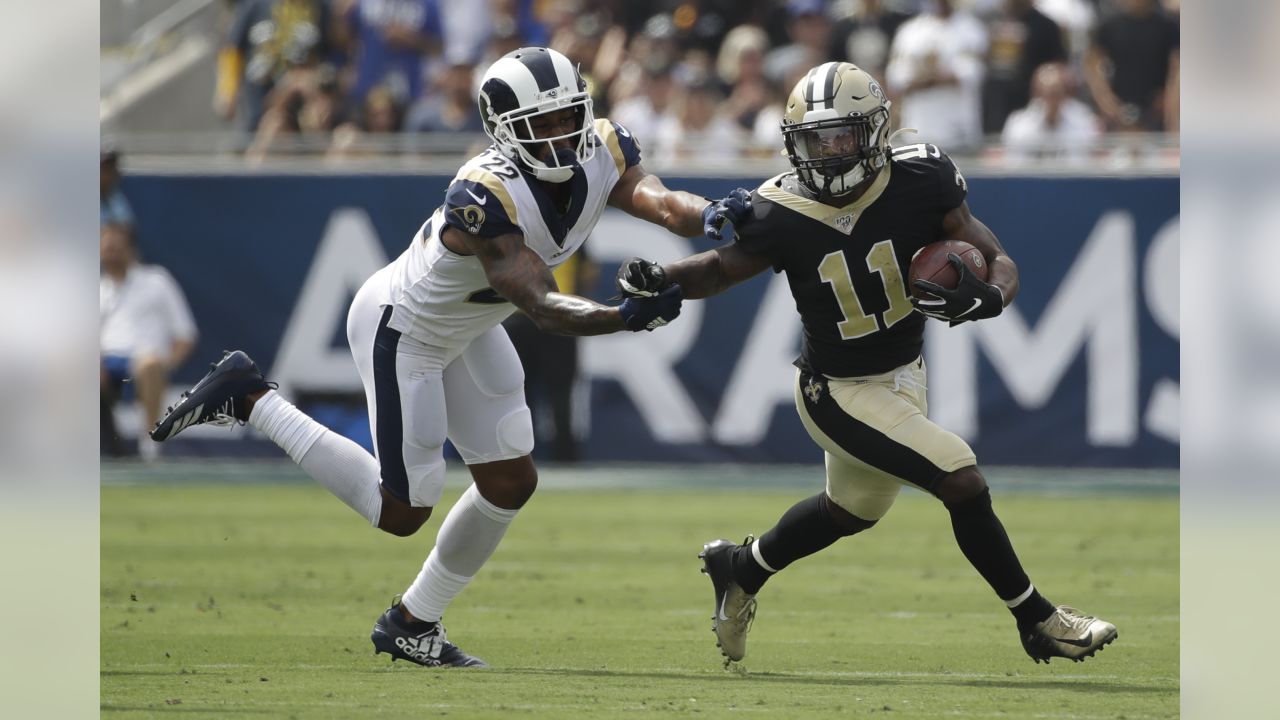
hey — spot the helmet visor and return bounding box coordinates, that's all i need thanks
[793,118,881,177]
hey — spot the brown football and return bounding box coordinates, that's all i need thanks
[908,240,989,299]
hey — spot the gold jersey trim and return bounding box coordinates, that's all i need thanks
[457,166,520,227]
[756,165,892,236]
[593,118,627,177]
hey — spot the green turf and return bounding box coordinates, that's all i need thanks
[102,481,1178,719]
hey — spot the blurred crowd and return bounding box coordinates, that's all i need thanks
[213,0,1179,163]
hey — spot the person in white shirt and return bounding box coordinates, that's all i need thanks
[1001,63,1101,166]
[885,0,988,152]
[100,223,197,461]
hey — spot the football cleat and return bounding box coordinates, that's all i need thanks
[150,350,274,441]
[1020,605,1118,664]
[699,536,758,664]
[371,604,488,668]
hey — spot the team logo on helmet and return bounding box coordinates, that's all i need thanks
[452,205,487,234]
[868,79,885,103]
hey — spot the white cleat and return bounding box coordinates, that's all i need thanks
[699,537,757,664]
[1020,605,1118,664]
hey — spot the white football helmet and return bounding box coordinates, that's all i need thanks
[477,47,596,183]
[781,62,892,197]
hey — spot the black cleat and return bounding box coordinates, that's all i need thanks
[699,536,757,663]
[150,350,273,441]
[1020,605,1118,664]
[371,605,488,668]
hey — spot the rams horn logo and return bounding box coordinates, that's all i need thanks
[452,205,486,234]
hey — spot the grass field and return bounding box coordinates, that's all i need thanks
[102,464,1178,719]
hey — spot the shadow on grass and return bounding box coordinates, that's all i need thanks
[501,665,1175,695]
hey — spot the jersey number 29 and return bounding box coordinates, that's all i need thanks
[818,239,913,340]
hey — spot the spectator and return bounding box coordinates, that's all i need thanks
[651,71,744,167]
[501,250,599,463]
[982,0,1067,133]
[405,62,482,133]
[1001,62,1101,165]
[334,0,443,108]
[716,25,774,132]
[885,0,988,152]
[100,223,198,461]
[1085,0,1178,132]
[247,63,347,159]
[764,0,833,89]
[100,146,133,230]
[610,58,678,149]
[215,0,333,132]
[330,85,408,156]
[827,0,911,81]
[1034,0,1096,64]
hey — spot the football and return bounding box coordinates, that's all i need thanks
[908,240,988,299]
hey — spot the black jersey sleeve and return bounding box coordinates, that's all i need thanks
[889,142,968,215]
[934,149,968,212]
[730,190,786,273]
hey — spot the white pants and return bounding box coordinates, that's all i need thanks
[347,267,534,508]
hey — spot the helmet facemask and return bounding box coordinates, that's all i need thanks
[481,90,596,184]
[783,105,889,198]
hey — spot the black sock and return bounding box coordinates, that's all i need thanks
[730,492,876,594]
[945,488,1054,626]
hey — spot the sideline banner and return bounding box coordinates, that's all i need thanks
[122,173,1178,467]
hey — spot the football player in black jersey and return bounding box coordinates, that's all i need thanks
[618,62,1116,666]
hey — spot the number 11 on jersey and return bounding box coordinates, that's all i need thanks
[817,239,914,340]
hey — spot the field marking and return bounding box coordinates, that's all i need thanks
[101,662,1177,685]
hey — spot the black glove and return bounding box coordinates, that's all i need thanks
[619,284,683,331]
[702,188,752,241]
[911,253,1004,326]
[616,257,669,298]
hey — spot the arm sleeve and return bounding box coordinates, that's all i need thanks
[442,175,522,238]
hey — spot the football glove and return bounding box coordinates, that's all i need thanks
[703,188,752,241]
[616,257,669,298]
[619,284,683,332]
[911,253,1005,326]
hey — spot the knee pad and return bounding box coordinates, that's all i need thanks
[403,458,447,508]
[495,407,534,457]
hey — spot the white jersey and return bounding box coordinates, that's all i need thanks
[101,264,198,357]
[383,118,642,349]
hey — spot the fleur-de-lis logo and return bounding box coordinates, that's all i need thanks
[804,377,824,403]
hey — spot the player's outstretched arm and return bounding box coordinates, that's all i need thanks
[941,201,1019,308]
[662,244,773,300]
[608,164,749,240]
[450,227,680,335]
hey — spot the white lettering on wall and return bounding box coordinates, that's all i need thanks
[272,208,388,396]
[928,211,1138,445]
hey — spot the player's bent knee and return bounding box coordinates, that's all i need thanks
[377,488,433,537]
[822,492,879,535]
[935,466,988,505]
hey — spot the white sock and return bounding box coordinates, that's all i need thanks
[250,390,382,526]
[400,484,518,622]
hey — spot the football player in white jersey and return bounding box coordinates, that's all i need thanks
[151,47,753,668]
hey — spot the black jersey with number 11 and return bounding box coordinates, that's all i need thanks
[734,143,968,378]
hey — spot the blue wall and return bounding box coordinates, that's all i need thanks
[123,172,1178,467]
